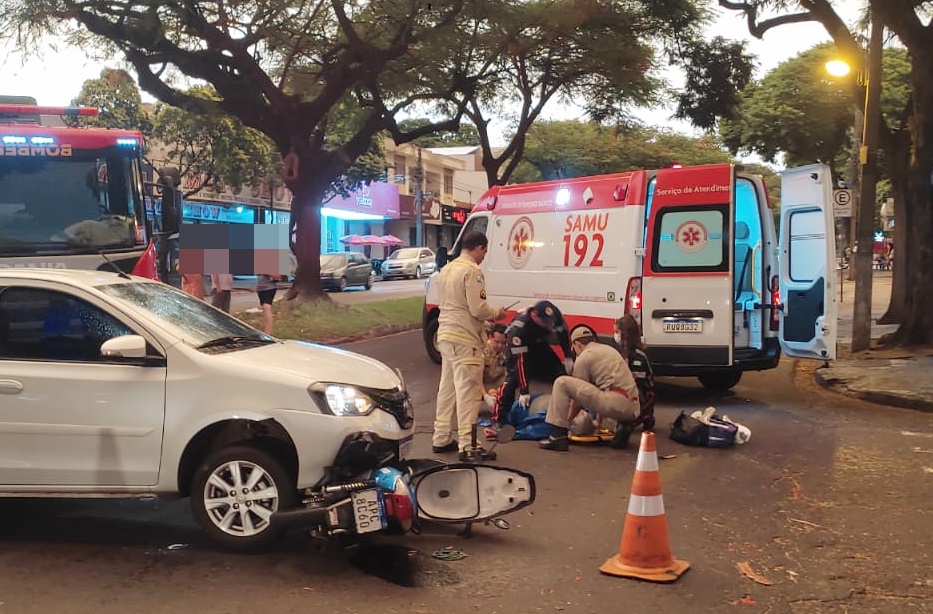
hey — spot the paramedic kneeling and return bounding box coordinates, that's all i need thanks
[540,327,640,452]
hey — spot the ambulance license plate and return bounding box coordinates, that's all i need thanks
[352,489,387,534]
[663,319,703,333]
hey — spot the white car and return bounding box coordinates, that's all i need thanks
[0,269,413,551]
[380,247,436,280]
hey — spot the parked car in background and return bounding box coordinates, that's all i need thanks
[381,247,436,280]
[320,252,373,291]
[0,269,413,551]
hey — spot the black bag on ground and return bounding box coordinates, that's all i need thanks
[669,410,709,446]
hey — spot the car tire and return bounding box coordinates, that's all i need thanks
[190,445,297,553]
[365,271,373,290]
[338,277,348,292]
[414,266,422,280]
[424,312,441,365]
[697,370,743,392]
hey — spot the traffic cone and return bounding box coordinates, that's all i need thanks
[599,431,690,583]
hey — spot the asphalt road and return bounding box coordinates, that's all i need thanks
[0,332,931,613]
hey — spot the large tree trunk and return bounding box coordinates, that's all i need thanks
[877,129,911,325]
[889,59,933,346]
[283,155,333,302]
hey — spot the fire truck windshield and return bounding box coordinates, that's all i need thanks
[0,146,143,256]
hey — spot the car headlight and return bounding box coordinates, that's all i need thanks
[317,384,375,416]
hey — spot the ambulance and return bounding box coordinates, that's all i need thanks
[422,163,837,390]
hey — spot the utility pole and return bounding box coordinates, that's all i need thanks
[413,147,424,247]
[852,12,883,353]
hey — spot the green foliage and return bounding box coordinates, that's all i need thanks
[396,119,482,148]
[510,120,733,183]
[67,68,147,131]
[150,86,278,196]
[719,44,854,170]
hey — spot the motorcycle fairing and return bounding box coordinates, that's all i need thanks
[410,463,536,523]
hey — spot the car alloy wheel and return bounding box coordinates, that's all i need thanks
[191,445,296,552]
[414,266,422,279]
[338,277,348,292]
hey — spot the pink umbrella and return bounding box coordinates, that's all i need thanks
[360,234,386,245]
[380,234,405,246]
[339,234,365,245]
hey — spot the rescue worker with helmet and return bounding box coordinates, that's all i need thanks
[539,327,640,452]
[489,300,573,438]
[431,231,507,456]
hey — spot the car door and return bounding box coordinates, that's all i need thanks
[350,253,367,285]
[421,249,436,274]
[0,283,166,487]
[641,164,735,367]
[778,163,837,360]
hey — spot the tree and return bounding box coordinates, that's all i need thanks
[387,0,754,188]
[2,1,470,300]
[67,68,147,131]
[396,119,482,149]
[149,86,278,198]
[510,120,733,183]
[719,0,932,349]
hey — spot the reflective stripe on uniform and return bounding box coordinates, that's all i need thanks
[627,494,665,517]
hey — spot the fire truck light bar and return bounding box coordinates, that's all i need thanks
[0,105,100,117]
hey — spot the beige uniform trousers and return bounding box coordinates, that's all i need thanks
[433,340,486,450]
[545,375,639,429]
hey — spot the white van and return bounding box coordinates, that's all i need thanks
[423,163,837,390]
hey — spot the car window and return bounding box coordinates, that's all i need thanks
[321,254,347,267]
[421,250,431,259]
[98,281,269,350]
[0,287,133,362]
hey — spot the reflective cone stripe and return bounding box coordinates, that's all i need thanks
[599,431,690,583]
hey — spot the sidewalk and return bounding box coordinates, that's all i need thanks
[812,269,933,412]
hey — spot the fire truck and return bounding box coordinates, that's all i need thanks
[0,96,176,279]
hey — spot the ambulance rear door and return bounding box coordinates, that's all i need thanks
[777,164,837,361]
[642,164,735,368]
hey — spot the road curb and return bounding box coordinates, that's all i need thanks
[813,366,933,413]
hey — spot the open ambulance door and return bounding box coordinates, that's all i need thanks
[777,164,837,361]
[641,164,736,369]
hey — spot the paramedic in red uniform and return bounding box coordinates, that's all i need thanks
[489,300,573,437]
[431,231,507,455]
[539,327,640,451]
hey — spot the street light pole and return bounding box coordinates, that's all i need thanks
[851,11,883,353]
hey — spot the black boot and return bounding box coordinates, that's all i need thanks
[539,435,569,451]
[610,424,633,449]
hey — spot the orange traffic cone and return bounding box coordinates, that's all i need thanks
[599,431,690,583]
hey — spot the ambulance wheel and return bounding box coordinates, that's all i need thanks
[424,314,441,364]
[698,370,742,392]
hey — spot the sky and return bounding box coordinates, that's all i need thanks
[1,2,865,144]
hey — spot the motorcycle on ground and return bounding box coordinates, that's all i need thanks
[271,425,536,545]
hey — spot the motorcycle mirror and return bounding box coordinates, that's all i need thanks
[496,424,516,444]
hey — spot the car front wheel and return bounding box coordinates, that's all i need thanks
[338,277,348,292]
[190,445,297,552]
[414,266,422,279]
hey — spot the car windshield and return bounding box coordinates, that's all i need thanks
[388,248,420,260]
[0,147,143,255]
[98,281,273,349]
[321,254,347,268]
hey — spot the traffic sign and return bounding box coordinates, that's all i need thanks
[833,189,853,218]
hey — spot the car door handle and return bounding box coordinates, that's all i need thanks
[0,379,24,395]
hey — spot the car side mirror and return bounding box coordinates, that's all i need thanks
[436,246,448,271]
[100,334,147,359]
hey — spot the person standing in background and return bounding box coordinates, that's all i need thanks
[256,274,279,335]
[210,273,234,312]
[178,260,205,300]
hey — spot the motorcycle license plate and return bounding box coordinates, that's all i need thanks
[663,318,703,333]
[352,489,387,534]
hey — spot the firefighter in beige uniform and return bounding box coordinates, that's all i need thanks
[540,327,640,451]
[432,231,506,454]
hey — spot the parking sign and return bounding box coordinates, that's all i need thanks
[833,189,853,218]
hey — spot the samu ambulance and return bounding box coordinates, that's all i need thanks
[422,162,837,390]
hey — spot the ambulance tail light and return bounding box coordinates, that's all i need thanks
[624,277,642,327]
[769,274,781,331]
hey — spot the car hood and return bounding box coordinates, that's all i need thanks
[229,339,402,390]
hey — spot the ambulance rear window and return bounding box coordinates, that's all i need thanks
[652,205,728,272]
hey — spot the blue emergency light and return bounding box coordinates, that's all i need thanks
[116,138,139,147]
[2,136,27,144]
